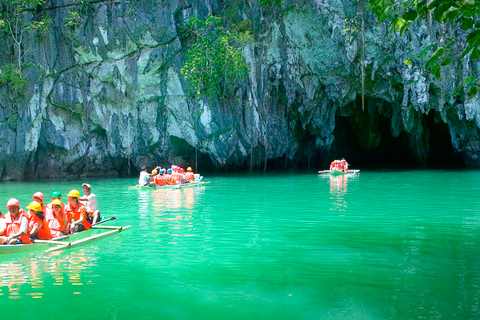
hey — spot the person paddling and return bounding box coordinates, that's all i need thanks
[0,199,31,244]
[48,199,68,237]
[27,201,51,240]
[66,189,91,233]
[80,183,101,225]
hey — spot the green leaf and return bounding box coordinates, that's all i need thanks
[432,47,445,58]
[463,76,475,84]
[430,65,441,79]
[402,10,418,21]
[425,57,439,69]
[472,47,480,60]
[461,18,475,30]
[404,59,411,66]
[440,55,453,66]
[468,85,478,99]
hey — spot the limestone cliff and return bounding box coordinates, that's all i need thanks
[0,0,478,180]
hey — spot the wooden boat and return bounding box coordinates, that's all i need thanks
[128,180,209,190]
[0,217,131,255]
[318,169,360,176]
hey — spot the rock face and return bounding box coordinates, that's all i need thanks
[0,0,479,180]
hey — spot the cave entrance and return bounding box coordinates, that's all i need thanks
[425,111,464,168]
[332,109,465,169]
[332,114,417,169]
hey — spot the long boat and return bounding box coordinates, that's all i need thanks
[0,217,131,255]
[128,180,209,190]
[318,169,360,176]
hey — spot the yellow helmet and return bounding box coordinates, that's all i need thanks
[27,201,42,211]
[52,199,62,206]
[152,170,157,175]
[68,189,81,198]
[187,167,192,171]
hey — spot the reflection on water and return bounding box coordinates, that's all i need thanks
[318,173,360,212]
[0,248,99,299]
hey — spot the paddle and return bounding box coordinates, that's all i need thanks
[92,216,116,226]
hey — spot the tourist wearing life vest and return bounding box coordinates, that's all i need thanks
[48,199,68,238]
[45,191,66,219]
[341,158,349,172]
[185,167,194,183]
[165,168,176,185]
[32,192,48,213]
[172,168,182,184]
[0,198,31,244]
[66,189,91,232]
[80,183,101,225]
[154,170,168,186]
[0,210,5,236]
[27,201,52,240]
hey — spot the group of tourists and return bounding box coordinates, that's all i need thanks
[0,183,100,245]
[139,165,197,187]
[330,158,349,172]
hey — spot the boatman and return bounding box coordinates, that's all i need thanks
[66,189,91,233]
[80,183,101,225]
[139,167,151,186]
[0,199,31,244]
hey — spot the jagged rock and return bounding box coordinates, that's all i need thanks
[0,0,479,180]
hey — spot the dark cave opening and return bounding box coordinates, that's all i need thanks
[332,114,418,169]
[330,110,465,169]
[425,111,465,168]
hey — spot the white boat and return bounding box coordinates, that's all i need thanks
[318,169,360,176]
[128,180,209,190]
[0,217,130,255]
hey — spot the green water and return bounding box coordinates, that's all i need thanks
[1,170,480,319]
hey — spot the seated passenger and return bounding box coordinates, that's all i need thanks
[80,183,101,225]
[0,199,31,244]
[154,170,168,186]
[66,189,91,233]
[32,192,48,212]
[341,158,349,172]
[165,169,176,185]
[185,167,195,183]
[48,199,68,238]
[27,201,51,240]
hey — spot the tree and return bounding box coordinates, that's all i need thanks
[180,14,250,100]
[368,0,480,98]
[0,0,50,95]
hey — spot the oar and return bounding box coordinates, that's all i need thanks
[34,239,71,245]
[93,226,124,230]
[92,216,116,226]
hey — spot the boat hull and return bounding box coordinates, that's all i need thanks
[318,169,360,176]
[129,181,209,190]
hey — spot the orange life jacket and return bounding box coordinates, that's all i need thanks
[29,215,52,240]
[155,175,168,186]
[185,172,194,182]
[65,203,91,230]
[165,174,176,185]
[47,212,66,238]
[4,212,31,244]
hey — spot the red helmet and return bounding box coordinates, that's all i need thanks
[32,192,44,202]
[6,198,20,208]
